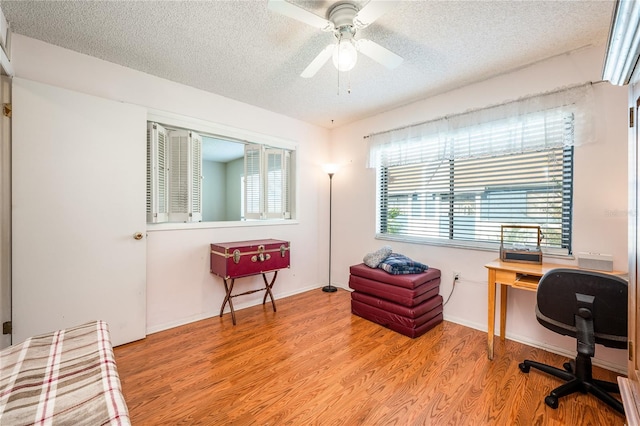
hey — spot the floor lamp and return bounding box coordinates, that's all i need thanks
[322,163,339,293]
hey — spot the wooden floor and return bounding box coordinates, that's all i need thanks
[114,289,625,425]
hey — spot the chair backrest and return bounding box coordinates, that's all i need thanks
[535,268,628,349]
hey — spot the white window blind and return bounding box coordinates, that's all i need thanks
[283,150,291,217]
[376,110,575,253]
[167,129,202,223]
[266,149,283,217]
[146,122,168,223]
[244,144,262,219]
[244,144,292,220]
[191,134,202,220]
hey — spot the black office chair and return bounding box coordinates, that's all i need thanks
[518,268,627,415]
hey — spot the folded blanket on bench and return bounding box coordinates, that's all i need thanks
[378,253,428,275]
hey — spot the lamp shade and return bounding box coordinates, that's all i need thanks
[323,163,340,175]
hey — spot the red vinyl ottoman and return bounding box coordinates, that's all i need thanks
[352,291,441,318]
[348,274,440,306]
[348,263,441,306]
[348,263,443,338]
[351,296,443,338]
[349,263,441,289]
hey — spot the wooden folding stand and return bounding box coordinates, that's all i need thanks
[210,239,290,325]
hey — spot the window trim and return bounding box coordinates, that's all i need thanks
[147,218,300,232]
[147,109,297,152]
[374,231,574,259]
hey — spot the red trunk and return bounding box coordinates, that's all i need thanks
[210,239,290,279]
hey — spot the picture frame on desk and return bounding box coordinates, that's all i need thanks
[500,224,543,264]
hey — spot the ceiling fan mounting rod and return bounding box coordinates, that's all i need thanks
[328,2,359,31]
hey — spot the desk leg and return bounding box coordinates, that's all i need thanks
[487,269,496,360]
[220,278,237,326]
[262,271,278,313]
[500,284,508,341]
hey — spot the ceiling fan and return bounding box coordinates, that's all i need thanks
[268,0,404,78]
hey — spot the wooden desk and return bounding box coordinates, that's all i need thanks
[484,259,624,360]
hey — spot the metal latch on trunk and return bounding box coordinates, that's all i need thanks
[252,245,270,262]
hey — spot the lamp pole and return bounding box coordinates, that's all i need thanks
[323,167,337,293]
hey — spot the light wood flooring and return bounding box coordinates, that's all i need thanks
[114,288,625,425]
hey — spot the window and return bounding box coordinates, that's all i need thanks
[378,147,573,253]
[147,121,294,224]
[368,81,599,255]
[244,144,291,220]
[147,123,202,223]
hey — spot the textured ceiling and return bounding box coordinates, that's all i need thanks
[0,0,615,129]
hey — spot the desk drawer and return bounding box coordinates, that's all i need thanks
[494,270,538,291]
[495,270,516,285]
[513,275,539,291]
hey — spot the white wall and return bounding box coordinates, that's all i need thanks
[329,45,630,371]
[10,34,332,334]
[202,160,226,222]
[226,157,243,220]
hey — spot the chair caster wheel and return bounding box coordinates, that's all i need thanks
[519,362,530,373]
[563,362,572,372]
[545,395,559,409]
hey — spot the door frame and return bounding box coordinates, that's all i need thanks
[0,74,10,349]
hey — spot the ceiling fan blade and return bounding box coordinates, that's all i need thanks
[356,39,403,69]
[268,0,335,32]
[353,0,398,29]
[301,44,335,78]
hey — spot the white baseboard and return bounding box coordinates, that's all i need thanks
[147,312,215,336]
[443,313,626,374]
[146,283,322,335]
[442,313,486,333]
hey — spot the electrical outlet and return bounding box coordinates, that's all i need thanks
[453,271,461,280]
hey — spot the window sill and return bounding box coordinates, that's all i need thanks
[147,219,299,232]
[375,234,575,261]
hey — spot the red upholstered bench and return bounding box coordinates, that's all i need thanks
[349,263,443,338]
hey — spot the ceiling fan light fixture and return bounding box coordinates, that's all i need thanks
[332,36,358,72]
[268,0,402,78]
